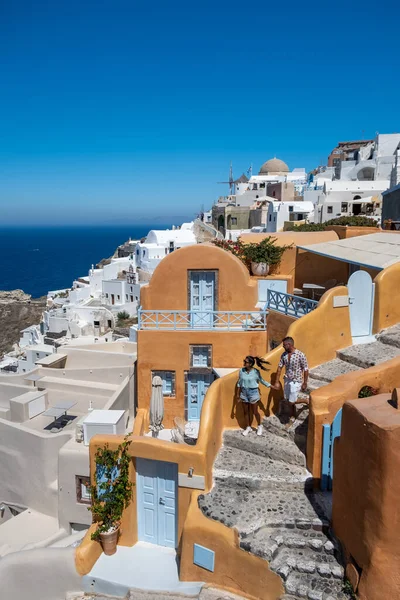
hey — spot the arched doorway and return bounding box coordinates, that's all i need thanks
[352,195,362,215]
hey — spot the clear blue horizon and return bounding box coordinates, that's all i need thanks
[1,0,398,225]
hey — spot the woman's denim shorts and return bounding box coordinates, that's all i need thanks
[240,387,260,404]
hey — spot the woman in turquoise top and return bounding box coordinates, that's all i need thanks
[236,355,271,437]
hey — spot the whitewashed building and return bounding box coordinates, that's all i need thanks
[135,223,196,274]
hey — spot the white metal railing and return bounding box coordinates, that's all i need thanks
[138,308,266,331]
[266,289,318,318]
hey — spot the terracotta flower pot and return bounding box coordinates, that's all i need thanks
[99,525,120,556]
[251,262,269,276]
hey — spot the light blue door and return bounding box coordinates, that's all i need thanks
[348,270,374,338]
[321,408,342,491]
[137,458,178,548]
[187,373,214,421]
[190,271,215,328]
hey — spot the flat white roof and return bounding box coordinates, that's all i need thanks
[83,409,125,424]
[298,232,400,270]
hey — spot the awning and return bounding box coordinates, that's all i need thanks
[213,368,239,378]
[298,232,400,271]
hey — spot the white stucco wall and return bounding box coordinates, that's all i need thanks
[0,420,71,516]
[0,547,81,600]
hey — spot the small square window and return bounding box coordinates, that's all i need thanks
[76,475,91,505]
[288,206,293,212]
[231,217,237,225]
[190,345,212,368]
[327,206,333,214]
[151,371,176,396]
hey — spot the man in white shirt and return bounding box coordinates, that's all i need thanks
[273,336,309,423]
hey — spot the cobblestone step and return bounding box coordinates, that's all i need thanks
[214,445,311,491]
[310,359,362,383]
[377,323,400,349]
[222,429,307,467]
[336,340,400,369]
[198,486,330,536]
[284,571,347,600]
[241,528,339,563]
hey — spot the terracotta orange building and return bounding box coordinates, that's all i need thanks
[136,244,269,428]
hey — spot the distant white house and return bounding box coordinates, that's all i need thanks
[135,223,196,274]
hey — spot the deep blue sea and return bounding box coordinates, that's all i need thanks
[0,226,156,298]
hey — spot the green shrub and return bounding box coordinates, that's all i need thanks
[285,223,326,232]
[242,236,292,265]
[358,385,379,398]
[324,216,379,228]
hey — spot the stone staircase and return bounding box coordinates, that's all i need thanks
[199,326,400,600]
[199,413,347,600]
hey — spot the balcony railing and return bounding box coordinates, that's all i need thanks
[138,308,266,331]
[266,289,318,318]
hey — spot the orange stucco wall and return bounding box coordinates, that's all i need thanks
[240,231,350,288]
[141,244,257,311]
[266,312,296,350]
[333,394,400,600]
[307,355,400,480]
[180,492,284,600]
[138,243,267,428]
[307,262,400,479]
[325,225,381,239]
[137,329,267,428]
[373,262,400,332]
[76,375,227,576]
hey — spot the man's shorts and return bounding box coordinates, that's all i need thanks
[240,388,260,404]
[284,379,302,403]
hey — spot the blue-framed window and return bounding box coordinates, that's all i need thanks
[152,370,176,396]
[190,345,212,368]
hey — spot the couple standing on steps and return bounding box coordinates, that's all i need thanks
[235,336,309,437]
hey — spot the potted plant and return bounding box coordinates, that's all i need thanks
[88,435,133,555]
[242,236,292,276]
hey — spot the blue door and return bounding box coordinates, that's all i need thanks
[321,408,342,491]
[187,373,214,421]
[137,458,178,548]
[190,271,215,328]
[348,270,374,338]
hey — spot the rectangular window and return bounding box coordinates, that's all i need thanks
[190,345,212,368]
[151,371,176,396]
[36,353,40,358]
[288,206,293,212]
[107,320,112,328]
[269,214,272,222]
[341,202,348,212]
[117,295,120,300]
[105,293,109,298]
[93,320,100,327]
[76,475,91,505]
[130,295,134,302]
[231,217,237,225]
[327,206,333,214]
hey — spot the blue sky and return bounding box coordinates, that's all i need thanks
[0,0,398,225]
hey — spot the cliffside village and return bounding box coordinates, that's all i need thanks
[1,134,400,600]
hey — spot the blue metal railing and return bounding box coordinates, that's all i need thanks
[266,289,318,318]
[137,308,266,331]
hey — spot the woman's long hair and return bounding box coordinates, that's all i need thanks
[245,355,270,371]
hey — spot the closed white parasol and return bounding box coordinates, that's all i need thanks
[149,375,164,438]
